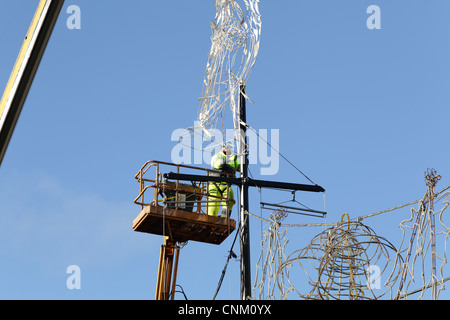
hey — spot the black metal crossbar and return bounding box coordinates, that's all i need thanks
[163,172,325,193]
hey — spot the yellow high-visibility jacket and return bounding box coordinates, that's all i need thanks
[210,151,240,185]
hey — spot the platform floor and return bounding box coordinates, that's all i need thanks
[133,205,236,245]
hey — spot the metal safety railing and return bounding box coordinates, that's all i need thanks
[134,160,235,216]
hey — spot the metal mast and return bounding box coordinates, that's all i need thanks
[238,84,251,300]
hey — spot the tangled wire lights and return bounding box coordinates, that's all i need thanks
[394,169,450,300]
[275,214,402,300]
[184,0,262,151]
[251,170,450,300]
[253,209,290,300]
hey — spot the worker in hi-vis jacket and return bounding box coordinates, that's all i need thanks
[208,144,240,218]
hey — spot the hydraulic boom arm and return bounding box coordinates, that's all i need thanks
[0,0,64,166]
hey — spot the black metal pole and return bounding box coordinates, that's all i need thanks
[239,84,251,300]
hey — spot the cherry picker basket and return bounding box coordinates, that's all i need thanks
[132,160,236,245]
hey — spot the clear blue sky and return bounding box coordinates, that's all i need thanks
[0,0,449,300]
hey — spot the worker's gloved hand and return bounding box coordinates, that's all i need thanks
[221,164,236,175]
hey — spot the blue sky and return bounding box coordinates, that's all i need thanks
[0,1,449,300]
